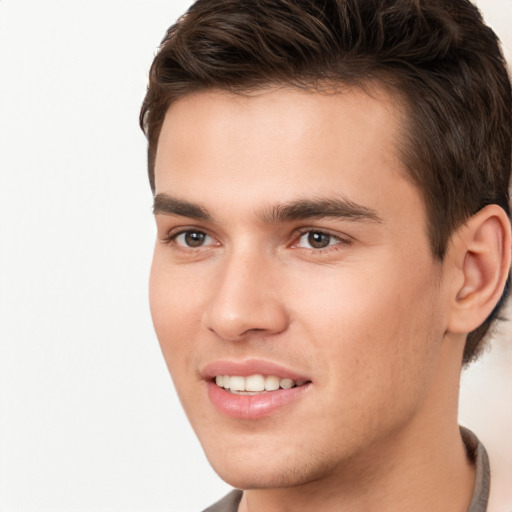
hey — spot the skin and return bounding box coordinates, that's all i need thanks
[149,87,494,511]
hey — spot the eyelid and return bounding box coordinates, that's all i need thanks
[158,225,351,251]
[160,226,219,248]
[290,227,352,250]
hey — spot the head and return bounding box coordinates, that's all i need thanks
[140,0,512,493]
[141,0,511,364]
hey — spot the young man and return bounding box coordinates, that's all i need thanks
[140,1,511,510]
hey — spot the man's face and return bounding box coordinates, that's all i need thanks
[150,87,452,489]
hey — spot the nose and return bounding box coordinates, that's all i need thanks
[203,249,289,341]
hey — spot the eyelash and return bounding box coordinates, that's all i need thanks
[161,228,215,249]
[292,228,352,251]
[160,227,352,253]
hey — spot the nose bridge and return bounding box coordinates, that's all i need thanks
[204,243,288,341]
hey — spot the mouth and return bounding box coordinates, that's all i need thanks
[202,360,312,419]
[214,374,309,395]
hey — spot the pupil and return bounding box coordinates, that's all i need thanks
[308,232,330,248]
[185,231,205,247]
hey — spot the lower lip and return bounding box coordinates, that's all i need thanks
[207,381,311,419]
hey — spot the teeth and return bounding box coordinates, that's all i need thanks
[245,374,265,392]
[280,378,294,389]
[215,374,307,393]
[229,376,245,391]
[265,375,280,391]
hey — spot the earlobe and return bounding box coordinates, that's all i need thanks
[447,205,511,334]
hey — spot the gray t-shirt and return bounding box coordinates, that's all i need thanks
[202,428,490,512]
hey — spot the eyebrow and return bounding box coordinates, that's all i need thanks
[262,197,383,224]
[153,194,213,221]
[153,193,382,224]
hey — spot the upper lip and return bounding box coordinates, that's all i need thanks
[201,359,311,382]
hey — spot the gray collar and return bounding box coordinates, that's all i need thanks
[462,427,490,512]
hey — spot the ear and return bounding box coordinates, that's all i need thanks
[446,204,511,335]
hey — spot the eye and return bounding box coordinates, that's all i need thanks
[295,230,344,249]
[172,230,214,248]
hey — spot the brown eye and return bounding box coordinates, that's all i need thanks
[186,231,206,247]
[306,231,332,249]
[294,230,347,251]
[174,230,211,247]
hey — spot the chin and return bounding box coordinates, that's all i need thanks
[204,444,337,491]
[214,465,313,491]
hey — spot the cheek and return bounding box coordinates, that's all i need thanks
[290,257,444,387]
[148,255,205,371]
[298,268,444,448]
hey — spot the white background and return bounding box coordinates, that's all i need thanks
[0,1,511,511]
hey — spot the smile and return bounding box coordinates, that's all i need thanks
[202,360,312,419]
[215,374,308,394]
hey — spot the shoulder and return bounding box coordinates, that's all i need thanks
[202,490,243,512]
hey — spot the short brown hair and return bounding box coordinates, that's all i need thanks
[140,0,511,363]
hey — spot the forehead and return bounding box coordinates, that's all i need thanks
[153,86,422,227]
